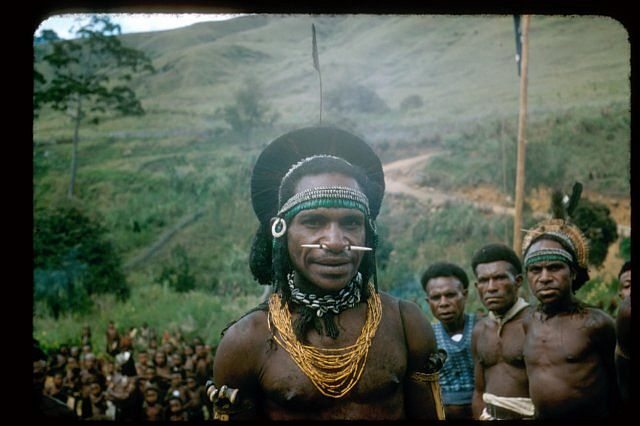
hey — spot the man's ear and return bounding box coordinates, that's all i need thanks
[515,274,524,288]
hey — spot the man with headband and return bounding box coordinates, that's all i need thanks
[521,217,619,419]
[470,243,534,420]
[209,126,446,420]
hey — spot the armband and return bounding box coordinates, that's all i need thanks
[409,371,439,383]
[408,349,448,420]
[206,381,254,421]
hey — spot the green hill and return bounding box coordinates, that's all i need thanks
[32,14,630,350]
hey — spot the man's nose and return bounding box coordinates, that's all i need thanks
[437,296,451,306]
[486,278,499,292]
[539,267,553,282]
[322,223,347,253]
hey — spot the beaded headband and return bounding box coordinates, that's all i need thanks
[279,186,370,218]
[524,247,574,268]
[272,186,371,238]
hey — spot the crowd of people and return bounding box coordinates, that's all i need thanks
[34,125,632,421]
[34,322,215,421]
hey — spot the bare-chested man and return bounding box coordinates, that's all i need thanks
[470,243,534,420]
[210,127,446,420]
[521,218,619,419]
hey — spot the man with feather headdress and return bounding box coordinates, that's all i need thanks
[520,183,620,419]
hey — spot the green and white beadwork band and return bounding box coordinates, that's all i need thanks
[524,247,573,268]
[278,186,370,219]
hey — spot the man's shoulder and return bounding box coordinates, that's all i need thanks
[219,308,270,350]
[224,308,269,335]
[582,305,616,328]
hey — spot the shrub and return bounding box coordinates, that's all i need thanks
[400,94,423,111]
[571,198,618,268]
[156,245,196,293]
[326,84,389,113]
[219,77,279,137]
[33,206,129,318]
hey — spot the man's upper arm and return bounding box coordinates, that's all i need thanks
[212,313,263,419]
[399,299,436,371]
[471,321,486,419]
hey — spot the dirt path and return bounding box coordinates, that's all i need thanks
[383,150,518,216]
[382,151,630,236]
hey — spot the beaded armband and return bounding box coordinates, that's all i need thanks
[408,349,447,420]
[409,371,439,383]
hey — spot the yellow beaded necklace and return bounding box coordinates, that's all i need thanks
[267,283,382,398]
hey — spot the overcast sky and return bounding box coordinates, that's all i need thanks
[35,13,246,39]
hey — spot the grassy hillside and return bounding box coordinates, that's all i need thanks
[32,14,630,350]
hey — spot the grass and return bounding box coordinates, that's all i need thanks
[33,282,261,353]
[33,14,630,352]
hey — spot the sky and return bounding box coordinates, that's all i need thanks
[35,13,246,39]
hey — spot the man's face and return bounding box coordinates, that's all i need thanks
[474,260,521,316]
[286,173,366,293]
[155,352,166,366]
[526,239,574,305]
[425,276,467,325]
[145,389,158,404]
[619,270,631,299]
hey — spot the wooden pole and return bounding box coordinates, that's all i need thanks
[513,15,530,255]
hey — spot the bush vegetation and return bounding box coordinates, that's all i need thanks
[32,16,629,352]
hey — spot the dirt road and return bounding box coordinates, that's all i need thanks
[382,150,630,237]
[383,150,517,216]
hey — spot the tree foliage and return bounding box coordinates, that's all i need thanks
[33,15,155,197]
[34,206,130,318]
[33,15,154,117]
[571,198,619,268]
[220,77,279,137]
[156,245,196,293]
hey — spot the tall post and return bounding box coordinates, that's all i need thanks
[513,15,530,255]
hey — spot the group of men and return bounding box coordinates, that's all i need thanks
[209,126,631,420]
[423,242,629,420]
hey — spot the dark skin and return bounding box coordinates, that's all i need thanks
[213,173,440,420]
[522,239,618,419]
[615,295,631,409]
[471,260,531,419]
[425,276,472,420]
[618,269,631,299]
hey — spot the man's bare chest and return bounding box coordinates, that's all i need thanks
[478,321,526,368]
[259,324,406,412]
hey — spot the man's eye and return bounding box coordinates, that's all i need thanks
[343,217,363,228]
[302,218,322,227]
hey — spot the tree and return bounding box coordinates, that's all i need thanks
[33,206,130,318]
[219,77,279,138]
[571,198,619,268]
[156,245,197,293]
[33,15,155,198]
